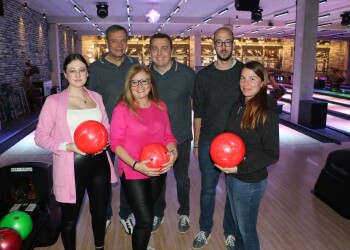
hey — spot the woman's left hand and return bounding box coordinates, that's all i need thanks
[215,164,238,174]
[93,143,109,155]
[160,149,178,174]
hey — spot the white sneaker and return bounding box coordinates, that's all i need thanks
[119,214,134,235]
[105,219,111,232]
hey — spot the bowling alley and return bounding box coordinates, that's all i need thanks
[1,0,350,249]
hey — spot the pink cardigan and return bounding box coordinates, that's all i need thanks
[110,101,177,180]
[34,88,117,203]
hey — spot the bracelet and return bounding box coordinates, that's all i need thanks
[132,161,138,170]
[193,146,198,148]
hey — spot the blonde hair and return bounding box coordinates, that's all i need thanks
[117,65,162,115]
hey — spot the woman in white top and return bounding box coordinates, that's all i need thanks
[35,53,117,250]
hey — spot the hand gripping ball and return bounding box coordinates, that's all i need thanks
[210,132,245,168]
[0,211,33,240]
[139,143,170,169]
[74,120,108,154]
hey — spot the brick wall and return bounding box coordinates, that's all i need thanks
[0,0,76,121]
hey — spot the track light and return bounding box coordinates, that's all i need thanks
[251,9,263,22]
[24,3,28,9]
[42,13,46,19]
[96,3,108,18]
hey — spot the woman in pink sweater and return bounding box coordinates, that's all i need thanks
[35,53,117,250]
[110,65,177,250]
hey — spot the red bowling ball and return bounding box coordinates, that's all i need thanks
[74,120,108,154]
[0,228,22,250]
[210,132,245,168]
[139,143,170,169]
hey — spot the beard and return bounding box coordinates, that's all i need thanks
[216,50,232,61]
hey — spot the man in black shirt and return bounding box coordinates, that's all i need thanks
[192,27,244,250]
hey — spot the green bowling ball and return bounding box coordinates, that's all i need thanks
[0,211,33,240]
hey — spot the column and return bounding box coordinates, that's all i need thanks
[290,0,319,123]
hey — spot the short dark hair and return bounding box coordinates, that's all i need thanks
[63,53,88,72]
[105,25,128,40]
[150,33,173,49]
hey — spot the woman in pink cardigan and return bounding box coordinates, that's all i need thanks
[110,65,178,250]
[35,53,117,250]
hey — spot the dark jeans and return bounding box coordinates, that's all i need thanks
[154,140,191,217]
[106,148,132,220]
[198,138,235,236]
[60,153,111,250]
[226,176,267,250]
[121,174,166,250]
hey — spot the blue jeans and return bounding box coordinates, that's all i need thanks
[198,139,235,236]
[154,140,191,217]
[226,175,267,250]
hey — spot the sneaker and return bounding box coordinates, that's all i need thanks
[192,231,211,249]
[151,216,164,233]
[105,219,111,232]
[178,215,190,233]
[225,235,235,250]
[119,214,133,235]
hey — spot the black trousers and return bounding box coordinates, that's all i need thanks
[59,153,111,250]
[121,173,166,250]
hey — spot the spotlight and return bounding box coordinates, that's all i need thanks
[340,12,350,26]
[251,9,263,22]
[96,3,108,18]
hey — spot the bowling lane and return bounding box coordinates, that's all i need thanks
[279,102,350,133]
[280,93,350,116]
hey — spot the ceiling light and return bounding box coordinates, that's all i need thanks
[319,0,327,4]
[204,17,212,23]
[318,14,330,19]
[166,16,171,22]
[24,3,28,9]
[274,11,288,18]
[276,31,285,34]
[251,30,259,33]
[218,8,228,15]
[84,15,91,21]
[74,5,81,13]
[286,21,296,26]
[173,6,180,14]
[146,9,160,23]
[267,26,275,30]
[318,22,332,27]
[96,3,108,18]
[42,13,46,19]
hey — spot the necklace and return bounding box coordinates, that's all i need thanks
[69,92,87,103]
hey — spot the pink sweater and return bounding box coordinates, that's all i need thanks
[110,101,177,179]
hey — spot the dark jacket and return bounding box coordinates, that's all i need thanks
[224,95,280,183]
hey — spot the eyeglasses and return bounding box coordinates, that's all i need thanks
[130,78,150,87]
[67,68,87,77]
[214,40,233,47]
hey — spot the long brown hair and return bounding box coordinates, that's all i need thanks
[241,61,268,130]
[117,64,162,115]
